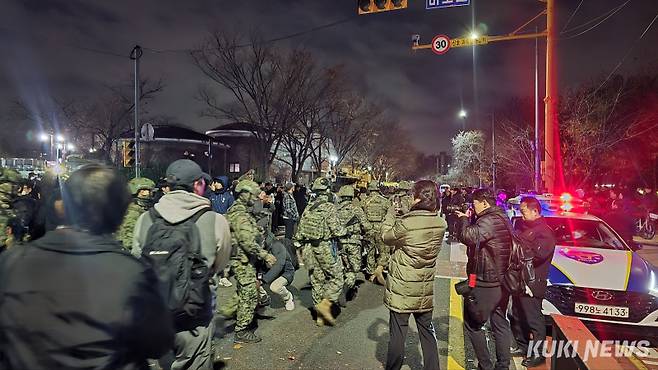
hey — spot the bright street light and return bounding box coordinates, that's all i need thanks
[469,32,479,40]
[56,135,65,142]
[329,155,338,163]
[458,109,467,118]
[39,133,50,142]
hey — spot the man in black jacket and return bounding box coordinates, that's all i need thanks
[259,231,296,311]
[510,197,556,367]
[0,164,174,370]
[456,188,513,370]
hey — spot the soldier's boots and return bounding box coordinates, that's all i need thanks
[234,329,262,344]
[316,316,325,326]
[315,298,336,326]
[372,265,386,285]
[346,285,358,301]
[337,287,348,308]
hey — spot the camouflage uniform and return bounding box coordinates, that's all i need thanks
[295,178,347,325]
[225,180,274,340]
[392,181,414,216]
[0,168,21,249]
[362,182,392,273]
[117,177,154,250]
[336,186,372,290]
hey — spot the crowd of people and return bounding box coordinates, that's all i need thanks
[1,160,656,370]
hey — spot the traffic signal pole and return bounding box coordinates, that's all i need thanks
[130,45,143,178]
[412,0,559,193]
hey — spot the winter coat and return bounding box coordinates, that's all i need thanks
[458,206,513,284]
[262,232,295,284]
[382,207,447,313]
[0,229,174,370]
[517,217,556,298]
[207,176,235,215]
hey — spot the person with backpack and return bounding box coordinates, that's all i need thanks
[509,197,556,368]
[295,177,347,326]
[455,188,513,370]
[132,159,232,370]
[225,179,277,344]
[0,164,175,370]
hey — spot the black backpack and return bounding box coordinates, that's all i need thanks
[499,216,537,295]
[141,207,212,331]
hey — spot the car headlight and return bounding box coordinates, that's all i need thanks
[650,270,658,297]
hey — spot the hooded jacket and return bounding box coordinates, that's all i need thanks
[207,176,234,215]
[132,190,232,275]
[261,232,295,284]
[382,206,447,313]
[0,229,174,370]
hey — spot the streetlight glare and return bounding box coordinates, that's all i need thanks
[459,109,467,118]
[39,133,50,142]
[329,155,338,162]
[56,135,65,142]
[469,32,479,40]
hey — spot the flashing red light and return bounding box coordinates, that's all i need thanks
[560,193,573,202]
[560,203,574,212]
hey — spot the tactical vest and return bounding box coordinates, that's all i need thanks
[337,202,360,237]
[296,200,330,240]
[364,194,389,223]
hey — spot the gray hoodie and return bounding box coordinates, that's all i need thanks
[132,190,232,274]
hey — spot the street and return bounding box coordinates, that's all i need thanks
[212,240,658,370]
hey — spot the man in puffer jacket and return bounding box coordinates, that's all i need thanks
[456,188,513,370]
[207,176,234,215]
[382,180,446,370]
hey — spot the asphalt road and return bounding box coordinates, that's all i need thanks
[211,239,658,370]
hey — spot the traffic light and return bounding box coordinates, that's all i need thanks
[358,0,407,14]
[123,140,135,167]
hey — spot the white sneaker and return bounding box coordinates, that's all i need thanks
[285,297,295,311]
[218,277,232,287]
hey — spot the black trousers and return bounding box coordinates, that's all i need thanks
[511,294,545,355]
[386,310,439,370]
[463,286,512,370]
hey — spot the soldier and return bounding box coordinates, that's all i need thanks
[392,181,414,216]
[118,177,155,249]
[336,185,372,301]
[0,167,21,249]
[362,180,392,285]
[295,177,347,326]
[226,179,277,343]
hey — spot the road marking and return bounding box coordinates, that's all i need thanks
[450,242,468,263]
[448,278,466,370]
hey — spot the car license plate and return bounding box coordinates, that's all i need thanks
[574,303,629,318]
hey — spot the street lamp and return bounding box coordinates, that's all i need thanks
[458,109,468,131]
[56,135,65,143]
[469,32,479,40]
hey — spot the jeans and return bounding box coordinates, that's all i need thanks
[171,321,215,370]
[283,218,296,240]
[270,276,292,301]
[386,310,439,370]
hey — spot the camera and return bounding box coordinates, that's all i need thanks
[446,202,472,214]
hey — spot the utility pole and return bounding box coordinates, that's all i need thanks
[492,114,496,194]
[534,26,541,192]
[544,0,557,192]
[412,0,559,192]
[130,45,143,178]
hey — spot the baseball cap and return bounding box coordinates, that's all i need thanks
[166,159,211,186]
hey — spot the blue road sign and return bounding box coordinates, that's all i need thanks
[426,0,470,10]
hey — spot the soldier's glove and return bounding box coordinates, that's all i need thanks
[264,253,277,268]
[293,241,302,249]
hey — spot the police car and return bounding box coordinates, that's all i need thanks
[507,194,658,328]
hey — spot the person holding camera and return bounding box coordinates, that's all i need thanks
[455,188,513,370]
[510,197,556,367]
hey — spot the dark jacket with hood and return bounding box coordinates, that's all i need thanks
[0,229,174,370]
[207,176,235,215]
[459,206,513,284]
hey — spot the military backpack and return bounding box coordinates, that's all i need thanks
[296,199,329,240]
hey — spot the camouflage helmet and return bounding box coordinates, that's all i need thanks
[337,185,355,198]
[0,167,22,184]
[235,179,261,196]
[311,177,331,192]
[367,180,379,191]
[128,177,155,195]
[398,181,412,191]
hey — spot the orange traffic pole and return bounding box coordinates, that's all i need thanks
[544,0,557,192]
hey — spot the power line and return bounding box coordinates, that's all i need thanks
[591,10,658,96]
[561,0,584,33]
[560,0,630,39]
[143,15,357,54]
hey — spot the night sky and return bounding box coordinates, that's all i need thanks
[1,0,657,154]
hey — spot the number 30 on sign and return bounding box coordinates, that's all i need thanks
[431,35,451,55]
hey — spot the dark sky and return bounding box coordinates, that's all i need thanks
[1,0,657,154]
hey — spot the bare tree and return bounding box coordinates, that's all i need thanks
[191,31,305,176]
[443,130,487,187]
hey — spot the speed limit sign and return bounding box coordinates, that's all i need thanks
[431,34,451,55]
